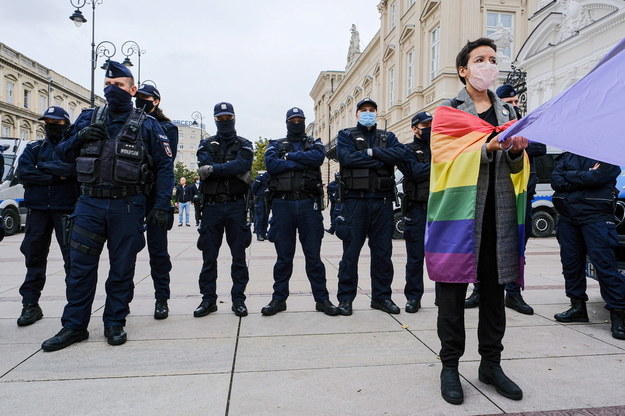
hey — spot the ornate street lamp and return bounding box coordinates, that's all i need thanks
[96,41,116,71]
[121,40,146,85]
[191,111,204,140]
[505,65,528,116]
[69,0,104,108]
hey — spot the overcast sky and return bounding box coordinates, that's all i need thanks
[1,0,381,141]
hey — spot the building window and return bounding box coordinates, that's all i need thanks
[190,144,195,150]
[179,131,184,138]
[390,2,396,29]
[2,126,11,137]
[178,144,184,150]
[388,67,395,104]
[189,163,196,169]
[39,95,47,112]
[486,12,514,59]
[20,129,29,141]
[24,90,31,108]
[7,82,14,105]
[430,26,440,82]
[191,135,196,141]
[406,50,415,96]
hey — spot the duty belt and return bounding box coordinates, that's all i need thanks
[81,185,145,199]
[275,192,314,201]
[204,194,245,204]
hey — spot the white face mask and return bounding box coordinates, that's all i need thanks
[467,62,499,91]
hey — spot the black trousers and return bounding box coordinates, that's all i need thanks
[437,212,506,367]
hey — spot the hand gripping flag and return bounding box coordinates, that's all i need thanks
[499,37,625,166]
[426,106,530,283]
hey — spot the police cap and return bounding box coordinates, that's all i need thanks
[104,61,134,79]
[356,98,377,111]
[411,111,433,127]
[214,102,235,117]
[38,106,71,123]
[136,84,161,100]
[496,83,517,99]
[286,107,305,121]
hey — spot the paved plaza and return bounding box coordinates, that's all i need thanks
[1,211,624,415]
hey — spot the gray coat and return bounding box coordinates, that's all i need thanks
[440,87,525,285]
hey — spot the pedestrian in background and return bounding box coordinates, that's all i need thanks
[251,171,269,241]
[174,176,196,227]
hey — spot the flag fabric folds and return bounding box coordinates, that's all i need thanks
[425,106,530,283]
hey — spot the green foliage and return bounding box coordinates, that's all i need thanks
[251,137,269,179]
[174,161,198,186]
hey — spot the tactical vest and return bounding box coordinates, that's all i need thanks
[268,137,323,197]
[403,141,430,204]
[340,128,394,193]
[75,106,151,191]
[200,136,249,197]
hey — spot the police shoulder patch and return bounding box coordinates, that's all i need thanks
[162,141,173,158]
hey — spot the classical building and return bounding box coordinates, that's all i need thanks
[310,0,537,183]
[0,42,104,141]
[171,119,208,171]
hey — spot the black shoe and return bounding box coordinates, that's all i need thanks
[478,361,523,400]
[104,326,127,346]
[440,366,464,405]
[154,299,169,320]
[337,300,352,316]
[17,304,43,327]
[178,224,183,227]
[371,299,400,314]
[186,224,190,227]
[325,228,335,235]
[41,328,89,352]
[554,299,588,322]
[405,299,421,314]
[194,300,218,317]
[232,301,248,317]
[505,293,534,315]
[261,299,287,316]
[315,300,339,316]
[464,291,480,308]
[611,309,625,340]
[257,235,265,241]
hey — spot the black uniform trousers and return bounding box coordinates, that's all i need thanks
[19,209,72,305]
[403,203,426,302]
[146,195,173,300]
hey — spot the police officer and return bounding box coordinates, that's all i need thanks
[551,153,625,340]
[194,102,252,318]
[465,84,546,314]
[325,175,340,234]
[251,171,269,241]
[16,106,79,326]
[0,144,8,242]
[261,107,338,316]
[135,83,178,319]
[192,176,202,227]
[397,111,432,313]
[335,98,405,316]
[41,62,174,351]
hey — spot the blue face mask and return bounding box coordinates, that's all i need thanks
[419,127,431,141]
[216,119,236,138]
[358,111,376,127]
[104,84,133,113]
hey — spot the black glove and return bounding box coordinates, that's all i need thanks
[147,208,171,230]
[198,165,214,180]
[77,123,107,144]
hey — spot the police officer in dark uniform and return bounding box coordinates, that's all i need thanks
[194,102,252,318]
[325,175,340,234]
[135,83,178,319]
[397,111,432,314]
[335,98,405,316]
[17,106,79,326]
[41,62,174,351]
[552,153,625,340]
[261,107,338,316]
[251,171,269,241]
[0,145,5,242]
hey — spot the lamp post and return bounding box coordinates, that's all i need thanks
[121,40,146,85]
[140,79,158,88]
[95,41,116,71]
[191,111,204,140]
[69,0,104,108]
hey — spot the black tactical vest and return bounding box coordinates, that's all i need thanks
[340,128,394,193]
[200,137,249,197]
[403,141,430,204]
[75,106,151,189]
[267,137,323,196]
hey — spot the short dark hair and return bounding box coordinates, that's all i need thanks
[455,38,497,85]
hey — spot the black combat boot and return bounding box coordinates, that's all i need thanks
[440,366,463,405]
[554,298,589,322]
[611,309,625,340]
[464,291,480,308]
[505,293,534,315]
[478,360,523,400]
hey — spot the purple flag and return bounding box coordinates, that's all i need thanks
[500,37,625,166]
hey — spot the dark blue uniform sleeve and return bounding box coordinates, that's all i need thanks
[398,145,430,182]
[161,122,179,160]
[526,142,547,158]
[199,138,253,177]
[18,143,56,185]
[286,139,326,168]
[337,129,383,169]
[144,118,175,211]
[265,140,306,175]
[56,110,93,163]
[371,131,405,165]
[551,153,621,192]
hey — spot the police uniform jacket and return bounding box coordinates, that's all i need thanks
[265,137,325,176]
[18,138,79,211]
[551,152,621,224]
[337,123,404,199]
[251,173,269,197]
[196,135,253,180]
[398,136,431,205]
[57,108,174,211]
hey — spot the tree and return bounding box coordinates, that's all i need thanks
[251,137,269,179]
[174,161,197,186]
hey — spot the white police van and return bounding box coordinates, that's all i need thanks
[0,138,28,235]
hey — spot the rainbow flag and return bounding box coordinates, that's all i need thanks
[425,105,529,283]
